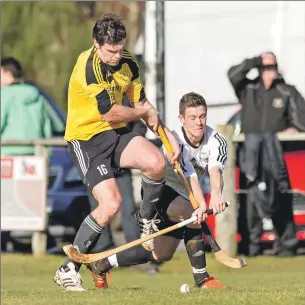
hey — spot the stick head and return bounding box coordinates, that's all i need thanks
[215,250,247,268]
[63,244,91,264]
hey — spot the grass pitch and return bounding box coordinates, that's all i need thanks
[2,252,304,305]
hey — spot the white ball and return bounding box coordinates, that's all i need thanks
[180,283,191,293]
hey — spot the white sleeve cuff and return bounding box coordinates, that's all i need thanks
[208,162,225,173]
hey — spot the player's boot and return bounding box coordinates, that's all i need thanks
[200,275,226,289]
[87,260,112,289]
[53,262,86,291]
[91,271,112,289]
[137,214,161,251]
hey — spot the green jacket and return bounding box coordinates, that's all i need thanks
[1,83,52,156]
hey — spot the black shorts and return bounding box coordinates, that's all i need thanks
[67,127,138,191]
[156,185,191,240]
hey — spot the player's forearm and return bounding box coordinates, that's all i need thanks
[163,125,177,145]
[134,99,158,131]
[135,100,179,146]
[188,176,207,208]
[209,167,224,196]
[228,57,261,84]
[102,104,149,124]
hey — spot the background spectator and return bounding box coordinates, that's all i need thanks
[1,57,52,156]
[227,52,305,134]
[227,52,301,257]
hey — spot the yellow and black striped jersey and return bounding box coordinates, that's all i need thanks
[64,46,146,141]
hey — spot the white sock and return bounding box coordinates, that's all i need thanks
[108,254,119,268]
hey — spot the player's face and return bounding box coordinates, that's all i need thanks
[179,106,207,138]
[95,41,125,66]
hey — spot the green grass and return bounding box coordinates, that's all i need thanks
[2,252,305,305]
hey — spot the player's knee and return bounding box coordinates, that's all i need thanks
[167,205,182,220]
[107,198,122,218]
[161,253,174,261]
[167,201,192,220]
[96,196,122,219]
[153,252,174,262]
[146,152,166,176]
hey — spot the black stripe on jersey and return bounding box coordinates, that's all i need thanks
[215,133,226,162]
[96,89,113,114]
[94,53,103,84]
[214,133,227,163]
[94,50,140,83]
[100,61,109,82]
[86,47,99,85]
[139,87,146,101]
[121,51,140,81]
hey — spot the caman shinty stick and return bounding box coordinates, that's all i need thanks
[63,207,217,264]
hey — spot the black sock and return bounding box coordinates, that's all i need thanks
[63,214,104,271]
[117,245,155,266]
[90,245,155,275]
[140,175,165,219]
[184,227,209,287]
[116,245,154,267]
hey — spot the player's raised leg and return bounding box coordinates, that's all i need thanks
[119,135,166,250]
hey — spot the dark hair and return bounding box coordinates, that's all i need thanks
[1,57,23,79]
[92,14,127,45]
[179,92,207,116]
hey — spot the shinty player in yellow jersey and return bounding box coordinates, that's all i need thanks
[54,14,182,291]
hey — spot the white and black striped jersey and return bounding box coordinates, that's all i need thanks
[162,125,227,199]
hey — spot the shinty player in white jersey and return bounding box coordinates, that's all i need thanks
[86,92,228,290]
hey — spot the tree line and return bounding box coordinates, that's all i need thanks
[1,1,143,112]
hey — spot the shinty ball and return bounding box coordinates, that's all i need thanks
[180,283,191,293]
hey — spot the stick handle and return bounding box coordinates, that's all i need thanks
[174,162,200,209]
[64,208,218,264]
[201,221,221,252]
[157,125,174,153]
[64,214,198,263]
[158,125,199,208]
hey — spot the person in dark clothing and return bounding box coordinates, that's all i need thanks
[228,52,305,134]
[239,133,298,257]
[228,52,302,257]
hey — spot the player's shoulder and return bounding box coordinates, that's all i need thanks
[121,49,140,80]
[122,49,138,61]
[205,125,227,146]
[172,127,186,145]
[72,47,94,74]
[70,47,95,85]
[76,46,94,65]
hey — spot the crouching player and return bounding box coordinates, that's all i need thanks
[88,92,228,289]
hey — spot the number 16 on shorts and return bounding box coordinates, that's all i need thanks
[97,164,108,175]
